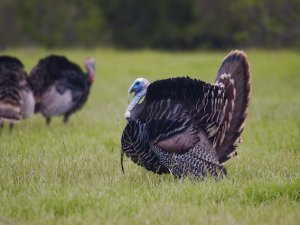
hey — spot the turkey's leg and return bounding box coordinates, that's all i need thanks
[46,117,51,126]
[63,114,70,124]
[0,122,3,134]
[9,123,14,133]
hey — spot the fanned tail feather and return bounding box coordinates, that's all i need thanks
[215,50,251,164]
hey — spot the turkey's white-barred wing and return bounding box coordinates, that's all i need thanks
[137,77,230,154]
[141,99,200,153]
[121,120,170,174]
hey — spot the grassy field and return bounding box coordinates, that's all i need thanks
[0,48,299,225]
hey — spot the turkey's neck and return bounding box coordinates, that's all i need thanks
[125,91,146,120]
[84,70,94,88]
[85,65,95,87]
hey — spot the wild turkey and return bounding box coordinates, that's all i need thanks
[28,55,95,125]
[121,50,251,179]
[0,56,35,131]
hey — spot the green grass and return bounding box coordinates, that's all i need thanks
[0,48,299,225]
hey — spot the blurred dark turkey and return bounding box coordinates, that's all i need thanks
[28,55,95,125]
[121,50,251,179]
[0,56,34,131]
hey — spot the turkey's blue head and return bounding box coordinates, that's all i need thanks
[125,78,150,119]
[85,57,95,84]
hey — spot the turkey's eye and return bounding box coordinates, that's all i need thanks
[135,81,141,86]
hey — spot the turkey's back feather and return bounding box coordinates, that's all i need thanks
[29,55,86,99]
[0,56,24,70]
[145,77,210,103]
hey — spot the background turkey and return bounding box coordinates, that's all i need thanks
[0,56,35,132]
[121,50,251,179]
[29,55,95,125]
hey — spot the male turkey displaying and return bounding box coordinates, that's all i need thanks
[29,55,95,125]
[0,56,35,131]
[121,50,251,179]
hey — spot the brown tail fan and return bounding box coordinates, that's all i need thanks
[215,50,251,164]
